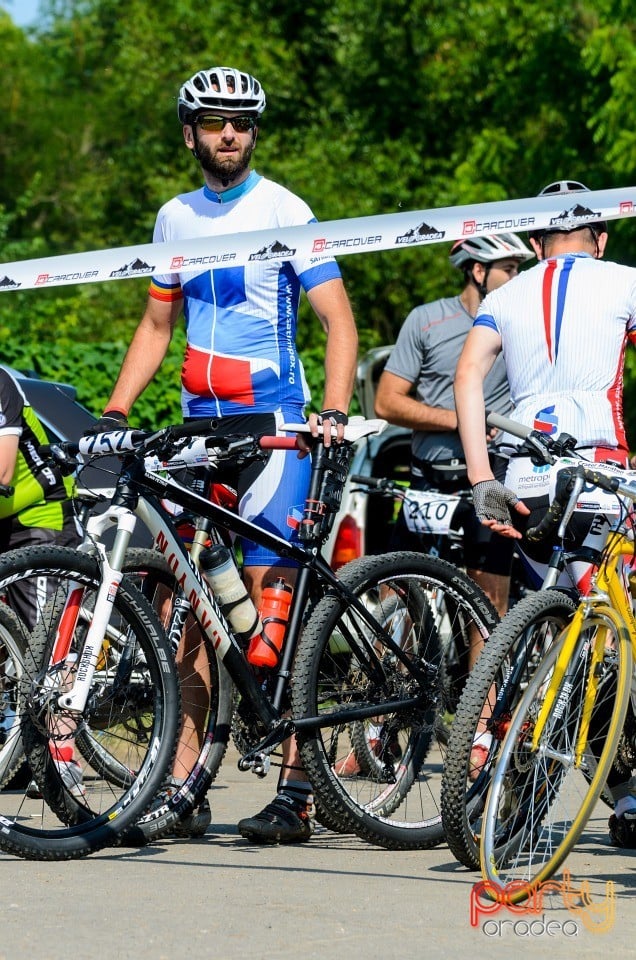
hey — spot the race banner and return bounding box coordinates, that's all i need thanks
[0,186,634,293]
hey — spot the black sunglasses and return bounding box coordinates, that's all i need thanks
[194,115,256,133]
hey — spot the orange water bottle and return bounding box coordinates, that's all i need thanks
[247,577,293,668]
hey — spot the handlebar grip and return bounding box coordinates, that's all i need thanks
[0,483,14,498]
[167,419,219,440]
[259,436,301,450]
[485,410,531,440]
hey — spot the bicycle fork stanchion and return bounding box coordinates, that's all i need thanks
[57,510,137,713]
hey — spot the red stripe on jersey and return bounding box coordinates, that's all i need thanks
[542,260,557,363]
[182,347,255,405]
[149,280,182,303]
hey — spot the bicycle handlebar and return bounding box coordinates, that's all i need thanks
[40,428,302,471]
[526,463,625,543]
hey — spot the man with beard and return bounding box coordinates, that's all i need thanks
[94,66,357,844]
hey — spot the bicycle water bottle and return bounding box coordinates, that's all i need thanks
[199,544,262,647]
[247,577,293,668]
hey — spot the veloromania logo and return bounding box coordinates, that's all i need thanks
[470,870,615,937]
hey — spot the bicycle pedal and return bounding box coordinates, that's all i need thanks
[237,752,271,777]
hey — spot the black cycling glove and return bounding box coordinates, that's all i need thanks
[86,409,129,434]
[317,408,349,426]
[472,479,521,525]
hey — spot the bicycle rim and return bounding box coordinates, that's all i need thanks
[0,545,180,860]
[113,550,234,844]
[480,607,631,898]
[293,551,499,849]
[441,590,577,870]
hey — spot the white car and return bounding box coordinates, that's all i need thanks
[324,346,410,568]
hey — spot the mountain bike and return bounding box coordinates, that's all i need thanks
[0,417,499,859]
[440,413,629,871]
[466,429,636,899]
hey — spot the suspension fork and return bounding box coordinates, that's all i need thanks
[55,508,138,713]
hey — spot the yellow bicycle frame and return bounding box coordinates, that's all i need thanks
[531,528,635,761]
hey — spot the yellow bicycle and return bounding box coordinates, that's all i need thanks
[480,459,636,901]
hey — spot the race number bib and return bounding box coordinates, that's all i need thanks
[402,490,462,535]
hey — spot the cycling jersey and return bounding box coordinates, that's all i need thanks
[0,368,74,530]
[150,171,341,420]
[0,368,79,627]
[475,253,636,452]
[385,295,511,464]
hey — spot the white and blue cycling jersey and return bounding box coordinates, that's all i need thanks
[474,252,636,453]
[149,171,341,420]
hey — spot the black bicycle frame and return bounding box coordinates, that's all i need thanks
[106,448,434,744]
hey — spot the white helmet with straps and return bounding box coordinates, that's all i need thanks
[449,233,534,268]
[178,66,266,123]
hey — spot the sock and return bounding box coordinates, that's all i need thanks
[473,731,493,752]
[277,779,314,812]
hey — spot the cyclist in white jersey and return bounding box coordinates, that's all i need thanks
[94,66,358,844]
[454,179,636,846]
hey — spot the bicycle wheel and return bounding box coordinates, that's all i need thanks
[0,603,29,788]
[0,545,180,860]
[113,549,234,844]
[292,551,499,850]
[441,590,577,870]
[480,604,632,898]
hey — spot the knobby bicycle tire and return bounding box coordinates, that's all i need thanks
[115,549,234,845]
[292,551,499,850]
[0,545,180,861]
[480,604,632,898]
[441,590,577,870]
[0,603,29,789]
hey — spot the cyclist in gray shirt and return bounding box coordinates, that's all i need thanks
[375,233,534,625]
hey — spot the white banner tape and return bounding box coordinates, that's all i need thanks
[1,186,634,293]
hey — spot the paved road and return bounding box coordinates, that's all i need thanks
[2,746,635,960]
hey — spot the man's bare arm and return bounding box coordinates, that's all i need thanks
[375,371,458,431]
[306,278,358,444]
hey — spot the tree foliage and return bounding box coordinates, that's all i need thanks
[1,0,636,436]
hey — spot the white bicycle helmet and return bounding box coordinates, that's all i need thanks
[530,179,607,238]
[538,179,589,195]
[449,233,534,268]
[178,66,266,123]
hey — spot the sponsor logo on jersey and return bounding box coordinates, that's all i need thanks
[249,240,296,261]
[395,221,446,244]
[533,405,558,435]
[0,276,21,289]
[109,258,155,278]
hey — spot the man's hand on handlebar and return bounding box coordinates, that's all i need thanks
[307,409,348,449]
[472,478,530,539]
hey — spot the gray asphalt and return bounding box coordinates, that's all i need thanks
[1,745,635,960]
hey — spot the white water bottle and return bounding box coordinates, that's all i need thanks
[199,544,262,647]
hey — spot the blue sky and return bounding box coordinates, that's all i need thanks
[6,0,40,27]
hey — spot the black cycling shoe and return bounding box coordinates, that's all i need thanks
[608,812,636,848]
[238,793,314,844]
